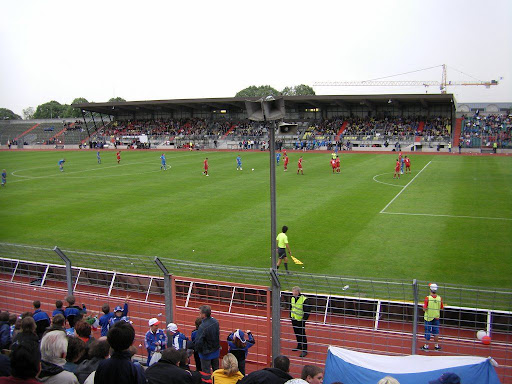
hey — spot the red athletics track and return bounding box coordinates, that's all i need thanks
[1,276,510,381]
[1,147,511,156]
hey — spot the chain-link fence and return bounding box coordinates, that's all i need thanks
[0,242,510,382]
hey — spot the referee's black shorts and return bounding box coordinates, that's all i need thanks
[278,248,287,259]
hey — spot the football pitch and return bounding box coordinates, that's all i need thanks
[0,150,511,289]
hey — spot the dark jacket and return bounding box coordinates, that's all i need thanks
[11,332,39,347]
[0,322,11,350]
[74,357,104,384]
[94,350,146,384]
[238,368,293,384]
[146,359,194,384]
[194,317,220,355]
[0,354,11,377]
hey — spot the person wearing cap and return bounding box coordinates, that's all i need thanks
[227,329,255,375]
[99,296,129,337]
[429,372,460,384]
[145,318,167,365]
[107,300,130,330]
[166,323,189,350]
[290,286,311,358]
[421,283,444,351]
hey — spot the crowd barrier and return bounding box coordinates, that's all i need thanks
[0,242,511,382]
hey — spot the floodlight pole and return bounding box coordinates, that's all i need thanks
[266,104,281,362]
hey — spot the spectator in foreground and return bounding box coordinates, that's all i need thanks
[190,317,202,372]
[63,336,86,373]
[167,322,188,350]
[0,338,41,383]
[94,321,146,384]
[39,330,79,383]
[12,317,38,347]
[429,372,460,384]
[211,353,244,384]
[227,329,255,375]
[53,300,65,317]
[145,318,167,365]
[45,314,66,335]
[0,353,10,377]
[378,377,400,384]
[194,305,220,374]
[74,321,95,348]
[99,296,129,337]
[301,365,323,384]
[74,339,110,384]
[239,355,293,384]
[0,312,11,350]
[32,301,51,340]
[145,348,195,384]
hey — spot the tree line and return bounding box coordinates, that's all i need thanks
[235,84,315,98]
[0,97,126,121]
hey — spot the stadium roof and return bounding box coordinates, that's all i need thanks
[73,94,455,116]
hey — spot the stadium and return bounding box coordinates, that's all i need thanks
[1,1,512,383]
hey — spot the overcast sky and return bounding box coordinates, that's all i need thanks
[1,0,511,116]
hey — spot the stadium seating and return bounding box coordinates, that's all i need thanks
[460,114,512,148]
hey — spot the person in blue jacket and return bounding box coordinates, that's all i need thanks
[64,295,86,328]
[52,300,65,317]
[166,323,189,350]
[99,296,129,337]
[145,318,167,365]
[32,300,50,340]
[227,329,255,375]
[108,302,130,330]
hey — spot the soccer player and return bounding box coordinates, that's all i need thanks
[160,153,167,170]
[393,158,400,179]
[284,155,289,171]
[335,155,341,174]
[203,157,209,176]
[400,155,405,175]
[1,169,6,187]
[276,152,281,166]
[97,151,101,164]
[276,225,292,273]
[297,156,304,175]
[404,156,411,174]
[236,155,242,171]
[116,151,121,164]
[58,158,65,172]
[330,157,336,173]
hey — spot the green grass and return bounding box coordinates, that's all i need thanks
[0,150,511,289]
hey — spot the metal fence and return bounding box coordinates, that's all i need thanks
[0,242,511,382]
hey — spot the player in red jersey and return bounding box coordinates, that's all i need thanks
[297,156,304,175]
[283,149,287,157]
[284,155,289,171]
[404,156,411,174]
[330,158,336,173]
[393,158,400,179]
[116,151,121,164]
[203,157,209,176]
[335,155,341,173]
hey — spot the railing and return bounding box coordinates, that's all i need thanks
[0,242,510,381]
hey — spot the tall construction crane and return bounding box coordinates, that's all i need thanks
[314,64,499,94]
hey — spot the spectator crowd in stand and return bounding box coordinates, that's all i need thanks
[0,296,464,384]
[460,112,511,148]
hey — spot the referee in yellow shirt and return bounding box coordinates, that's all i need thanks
[276,226,292,273]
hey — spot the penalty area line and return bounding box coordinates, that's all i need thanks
[381,211,512,221]
[379,160,432,214]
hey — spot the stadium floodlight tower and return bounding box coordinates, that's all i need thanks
[245,96,285,360]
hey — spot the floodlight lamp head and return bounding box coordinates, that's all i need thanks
[265,95,275,101]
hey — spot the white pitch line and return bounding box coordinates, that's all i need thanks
[381,211,512,221]
[372,172,409,188]
[380,160,432,213]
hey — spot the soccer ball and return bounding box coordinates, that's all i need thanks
[252,168,254,171]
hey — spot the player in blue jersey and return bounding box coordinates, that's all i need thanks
[1,169,6,187]
[97,151,101,164]
[236,155,242,171]
[160,153,167,170]
[276,152,281,166]
[58,159,65,172]
[400,156,405,175]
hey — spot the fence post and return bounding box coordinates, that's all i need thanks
[54,246,73,296]
[270,269,281,361]
[154,257,173,324]
[412,279,419,354]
